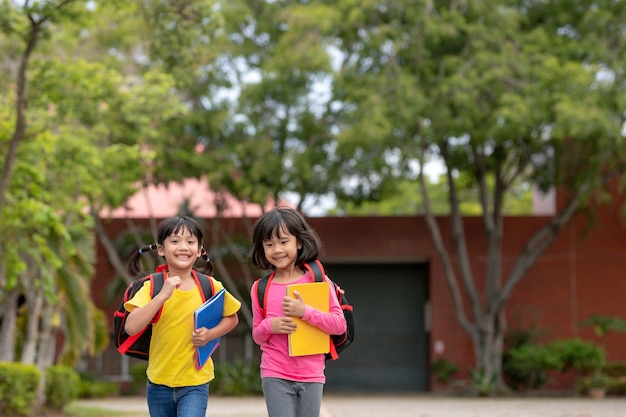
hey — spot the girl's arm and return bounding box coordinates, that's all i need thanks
[125,277,180,335]
[251,284,274,345]
[300,301,346,335]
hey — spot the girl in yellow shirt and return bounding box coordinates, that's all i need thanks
[124,216,241,417]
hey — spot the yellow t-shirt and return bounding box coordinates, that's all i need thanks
[124,275,241,387]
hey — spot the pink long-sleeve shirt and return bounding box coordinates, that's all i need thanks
[251,272,347,383]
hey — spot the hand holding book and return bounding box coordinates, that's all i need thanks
[193,288,225,369]
[282,290,307,318]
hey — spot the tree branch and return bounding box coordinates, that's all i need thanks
[419,151,473,334]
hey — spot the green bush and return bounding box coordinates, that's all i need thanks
[77,372,120,398]
[503,343,553,390]
[605,361,626,377]
[503,338,604,391]
[577,374,626,395]
[431,358,459,384]
[468,368,498,397]
[549,338,604,373]
[577,371,626,396]
[45,365,80,411]
[130,363,149,395]
[211,360,262,396]
[607,376,626,396]
[0,361,41,416]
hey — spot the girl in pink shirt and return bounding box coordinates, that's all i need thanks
[250,207,346,417]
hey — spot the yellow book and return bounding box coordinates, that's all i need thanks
[286,281,330,357]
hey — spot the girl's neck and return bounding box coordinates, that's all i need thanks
[272,265,304,284]
[166,266,193,281]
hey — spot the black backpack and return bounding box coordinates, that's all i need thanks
[253,260,354,360]
[113,270,214,360]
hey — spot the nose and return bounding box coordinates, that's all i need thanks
[179,240,192,251]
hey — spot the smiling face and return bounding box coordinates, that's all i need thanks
[157,227,201,275]
[262,225,302,272]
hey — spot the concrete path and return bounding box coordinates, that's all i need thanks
[76,394,626,417]
[323,394,626,417]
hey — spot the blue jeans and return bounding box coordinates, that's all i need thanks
[146,379,209,417]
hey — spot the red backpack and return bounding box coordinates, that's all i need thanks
[252,260,354,360]
[113,269,214,360]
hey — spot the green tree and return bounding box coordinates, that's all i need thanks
[128,1,351,331]
[326,0,626,390]
[333,175,532,216]
[4,1,625,399]
[84,1,625,391]
[0,5,184,410]
[138,0,343,210]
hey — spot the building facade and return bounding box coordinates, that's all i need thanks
[91,191,626,393]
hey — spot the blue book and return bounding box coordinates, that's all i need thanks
[193,288,225,369]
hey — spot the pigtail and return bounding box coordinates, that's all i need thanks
[127,243,157,277]
[195,247,214,276]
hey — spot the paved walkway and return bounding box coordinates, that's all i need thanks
[323,394,626,417]
[76,394,626,417]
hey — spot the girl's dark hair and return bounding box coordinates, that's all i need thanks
[250,206,321,271]
[127,216,214,277]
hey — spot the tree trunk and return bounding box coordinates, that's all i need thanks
[37,299,58,369]
[472,311,506,388]
[91,208,133,284]
[0,289,19,362]
[21,286,44,364]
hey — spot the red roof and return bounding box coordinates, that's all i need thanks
[102,178,276,219]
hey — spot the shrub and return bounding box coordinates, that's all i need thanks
[468,368,497,397]
[503,343,554,390]
[607,376,626,396]
[431,358,459,384]
[45,365,80,411]
[503,338,604,391]
[130,363,149,395]
[0,361,41,416]
[605,361,626,377]
[549,338,604,373]
[77,372,120,398]
[211,360,262,396]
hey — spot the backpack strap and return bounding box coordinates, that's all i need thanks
[150,273,165,323]
[116,274,161,356]
[255,272,274,318]
[301,260,325,282]
[192,270,215,302]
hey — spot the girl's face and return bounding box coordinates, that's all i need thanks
[157,227,201,273]
[262,226,301,271]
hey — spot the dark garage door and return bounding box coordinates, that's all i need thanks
[323,262,429,392]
